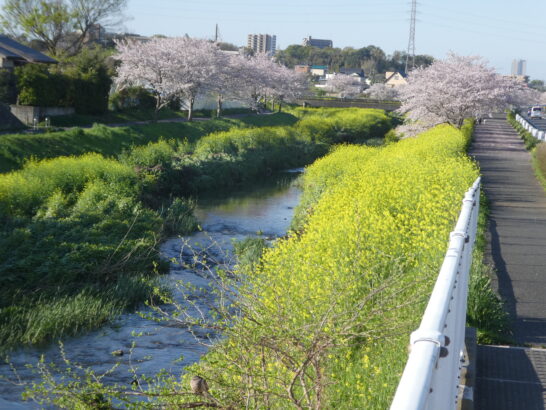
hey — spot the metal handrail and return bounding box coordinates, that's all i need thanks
[390,177,481,410]
[515,113,545,141]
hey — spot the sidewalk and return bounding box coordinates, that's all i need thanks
[470,116,546,409]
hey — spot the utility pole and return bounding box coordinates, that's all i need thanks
[405,0,417,73]
[214,23,219,43]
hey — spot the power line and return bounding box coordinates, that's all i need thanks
[405,0,417,73]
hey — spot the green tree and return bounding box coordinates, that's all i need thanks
[529,79,546,92]
[0,68,17,104]
[0,0,127,56]
[61,47,113,114]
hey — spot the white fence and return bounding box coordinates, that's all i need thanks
[390,177,481,410]
[515,114,546,141]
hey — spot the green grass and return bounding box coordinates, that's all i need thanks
[45,107,186,127]
[0,113,298,173]
[43,107,256,127]
[466,193,512,344]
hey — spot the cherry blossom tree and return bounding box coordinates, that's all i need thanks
[115,38,307,120]
[115,37,225,121]
[171,37,226,121]
[115,37,180,119]
[398,53,533,135]
[325,74,363,98]
[266,62,308,112]
[208,52,249,117]
[364,83,400,100]
[229,53,296,113]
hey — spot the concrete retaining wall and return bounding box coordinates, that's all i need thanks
[9,105,75,125]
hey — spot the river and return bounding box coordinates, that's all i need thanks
[0,172,302,409]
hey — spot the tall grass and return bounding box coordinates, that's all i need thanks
[0,154,165,351]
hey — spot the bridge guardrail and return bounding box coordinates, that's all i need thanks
[390,177,481,410]
[516,114,546,140]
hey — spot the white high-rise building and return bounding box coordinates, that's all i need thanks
[247,34,276,55]
[511,59,527,76]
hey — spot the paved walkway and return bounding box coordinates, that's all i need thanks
[471,116,546,409]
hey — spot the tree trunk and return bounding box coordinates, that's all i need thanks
[278,100,282,113]
[154,95,162,122]
[187,97,195,122]
[216,94,223,118]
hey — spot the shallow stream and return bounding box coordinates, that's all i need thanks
[0,172,302,409]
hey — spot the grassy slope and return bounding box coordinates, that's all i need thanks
[0,113,299,173]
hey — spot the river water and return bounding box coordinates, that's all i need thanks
[0,172,302,409]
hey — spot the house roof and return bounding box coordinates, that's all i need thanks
[311,65,328,70]
[0,45,19,59]
[385,71,407,82]
[340,67,364,77]
[0,35,57,64]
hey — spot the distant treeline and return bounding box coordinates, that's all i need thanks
[275,45,433,78]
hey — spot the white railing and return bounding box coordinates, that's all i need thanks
[390,177,481,410]
[516,113,546,140]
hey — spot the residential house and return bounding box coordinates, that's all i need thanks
[295,64,311,74]
[339,67,366,83]
[0,35,57,69]
[310,65,328,77]
[385,71,407,88]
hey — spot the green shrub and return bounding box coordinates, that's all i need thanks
[15,64,67,107]
[0,153,137,218]
[507,111,539,150]
[0,68,17,104]
[14,50,112,115]
[109,86,156,111]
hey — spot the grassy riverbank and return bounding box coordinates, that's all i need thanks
[0,112,299,173]
[0,107,393,352]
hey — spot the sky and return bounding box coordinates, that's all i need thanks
[121,0,546,80]
[1,0,546,80]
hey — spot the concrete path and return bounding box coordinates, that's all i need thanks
[471,117,546,346]
[471,116,546,409]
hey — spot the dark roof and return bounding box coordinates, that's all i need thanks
[339,68,365,77]
[0,45,19,58]
[0,35,57,64]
